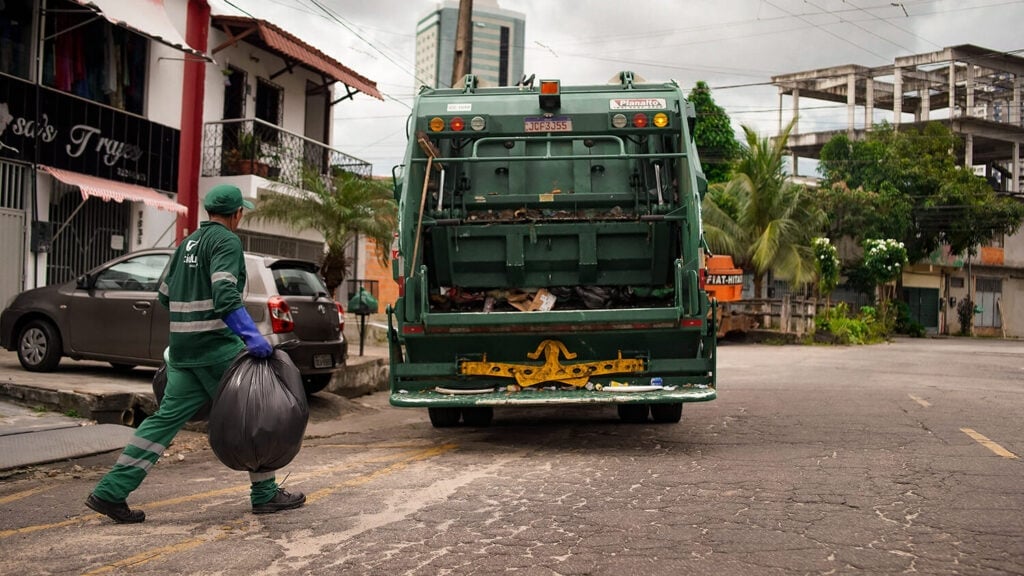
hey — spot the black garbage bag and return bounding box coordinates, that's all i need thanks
[207,350,309,473]
[152,364,211,422]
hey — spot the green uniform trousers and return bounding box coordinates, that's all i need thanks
[92,357,280,506]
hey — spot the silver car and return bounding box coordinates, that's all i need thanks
[0,248,348,394]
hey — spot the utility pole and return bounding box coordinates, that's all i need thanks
[451,0,473,87]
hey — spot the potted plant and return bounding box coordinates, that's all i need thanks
[225,130,269,177]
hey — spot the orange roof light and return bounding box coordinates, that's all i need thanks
[539,79,561,111]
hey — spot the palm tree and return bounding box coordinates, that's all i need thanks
[702,119,827,298]
[245,166,398,297]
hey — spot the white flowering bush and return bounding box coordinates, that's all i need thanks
[863,238,907,285]
[813,237,840,297]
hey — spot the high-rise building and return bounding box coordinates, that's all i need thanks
[414,0,525,89]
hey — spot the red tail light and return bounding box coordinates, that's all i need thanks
[397,275,405,297]
[698,268,707,290]
[336,302,346,333]
[267,295,294,333]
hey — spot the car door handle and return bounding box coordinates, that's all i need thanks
[133,301,152,311]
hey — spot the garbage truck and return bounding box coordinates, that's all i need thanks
[387,72,717,427]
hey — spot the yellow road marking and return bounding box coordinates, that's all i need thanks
[961,428,1019,459]
[908,394,930,408]
[81,521,247,576]
[79,444,456,574]
[0,444,455,540]
[0,486,52,505]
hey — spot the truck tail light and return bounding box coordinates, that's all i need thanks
[632,113,648,128]
[449,117,465,131]
[698,268,707,290]
[267,295,294,334]
[336,302,346,333]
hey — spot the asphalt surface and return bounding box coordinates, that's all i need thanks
[0,332,389,473]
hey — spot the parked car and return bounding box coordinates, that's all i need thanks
[0,248,347,394]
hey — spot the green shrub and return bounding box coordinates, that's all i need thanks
[815,301,888,344]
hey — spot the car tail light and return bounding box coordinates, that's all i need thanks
[336,302,346,333]
[267,295,294,334]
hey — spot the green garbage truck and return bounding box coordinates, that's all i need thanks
[387,72,717,427]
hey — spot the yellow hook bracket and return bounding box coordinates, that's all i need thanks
[459,339,645,387]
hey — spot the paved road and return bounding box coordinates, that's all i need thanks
[0,338,1021,575]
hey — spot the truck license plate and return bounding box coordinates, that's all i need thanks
[524,116,572,132]
[313,354,334,369]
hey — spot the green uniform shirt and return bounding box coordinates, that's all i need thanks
[158,221,246,367]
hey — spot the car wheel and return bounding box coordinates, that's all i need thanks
[303,373,333,395]
[17,319,63,372]
[617,403,650,423]
[462,407,493,427]
[428,407,462,428]
[650,403,683,423]
[109,363,137,372]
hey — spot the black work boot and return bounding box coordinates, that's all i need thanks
[86,494,146,524]
[252,488,306,515]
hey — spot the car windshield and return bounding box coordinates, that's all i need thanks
[272,266,328,297]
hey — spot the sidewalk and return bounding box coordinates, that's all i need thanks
[0,327,391,472]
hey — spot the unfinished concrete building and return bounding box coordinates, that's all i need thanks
[772,45,1024,337]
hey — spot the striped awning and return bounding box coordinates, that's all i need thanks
[40,166,187,215]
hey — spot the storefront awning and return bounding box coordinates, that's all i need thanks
[70,0,210,60]
[40,166,187,215]
[210,15,383,101]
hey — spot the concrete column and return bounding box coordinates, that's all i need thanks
[778,89,784,135]
[1012,75,1021,125]
[964,133,974,168]
[1013,142,1020,193]
[847,73,856,136]
[920,82,930,121]
[792,88,800,134]
[948,62,956,114]
[893,67,902,126]
[966,64,976,117]
[865,77,874,130]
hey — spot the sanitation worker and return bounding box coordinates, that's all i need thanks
[85,184,305,523]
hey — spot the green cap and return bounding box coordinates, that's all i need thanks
[204,184,254,214]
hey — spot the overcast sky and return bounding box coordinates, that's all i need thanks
[212,0,1023,176]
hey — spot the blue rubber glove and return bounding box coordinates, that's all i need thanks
[223,307,273,358]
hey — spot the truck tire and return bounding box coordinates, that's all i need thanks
[462,407,493,427]
[617,403,649,423]
[17,319,63,372]
[650,403,683,423]
[428,407,462,428]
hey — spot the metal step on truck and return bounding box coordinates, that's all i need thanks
[387,72,717,427]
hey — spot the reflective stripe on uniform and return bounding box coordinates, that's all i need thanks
[170,319,228,333]
[115,453,156,472]
[128,436,167,455]
[211,272,238,284]
[169,299,215,313]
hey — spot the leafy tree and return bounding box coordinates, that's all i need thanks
[818,122,1024,263]
[246,167,398,296]
[688,81,740,184]
[813,237,839,302]
[702,119,827,297]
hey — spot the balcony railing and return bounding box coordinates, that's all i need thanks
[201,118,372,183]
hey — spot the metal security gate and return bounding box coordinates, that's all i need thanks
[47,182,131,285]
[0,208,25,306]
[0,162,28,305]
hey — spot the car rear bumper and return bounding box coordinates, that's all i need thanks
[0,308,17,350]
[275,337,347,375]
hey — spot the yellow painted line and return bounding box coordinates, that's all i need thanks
[961,428,1019,459]
[0,444,453,540]
[81,521,247,576]
[908,394,930,408]
[80,444,456,574]
[307,443,458,504]
[0,486,52,505]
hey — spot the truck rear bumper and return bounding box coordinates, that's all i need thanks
[391,385,715,408]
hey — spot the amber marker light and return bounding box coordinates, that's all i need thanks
[653,112,669,128]
[429,117,444,132]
